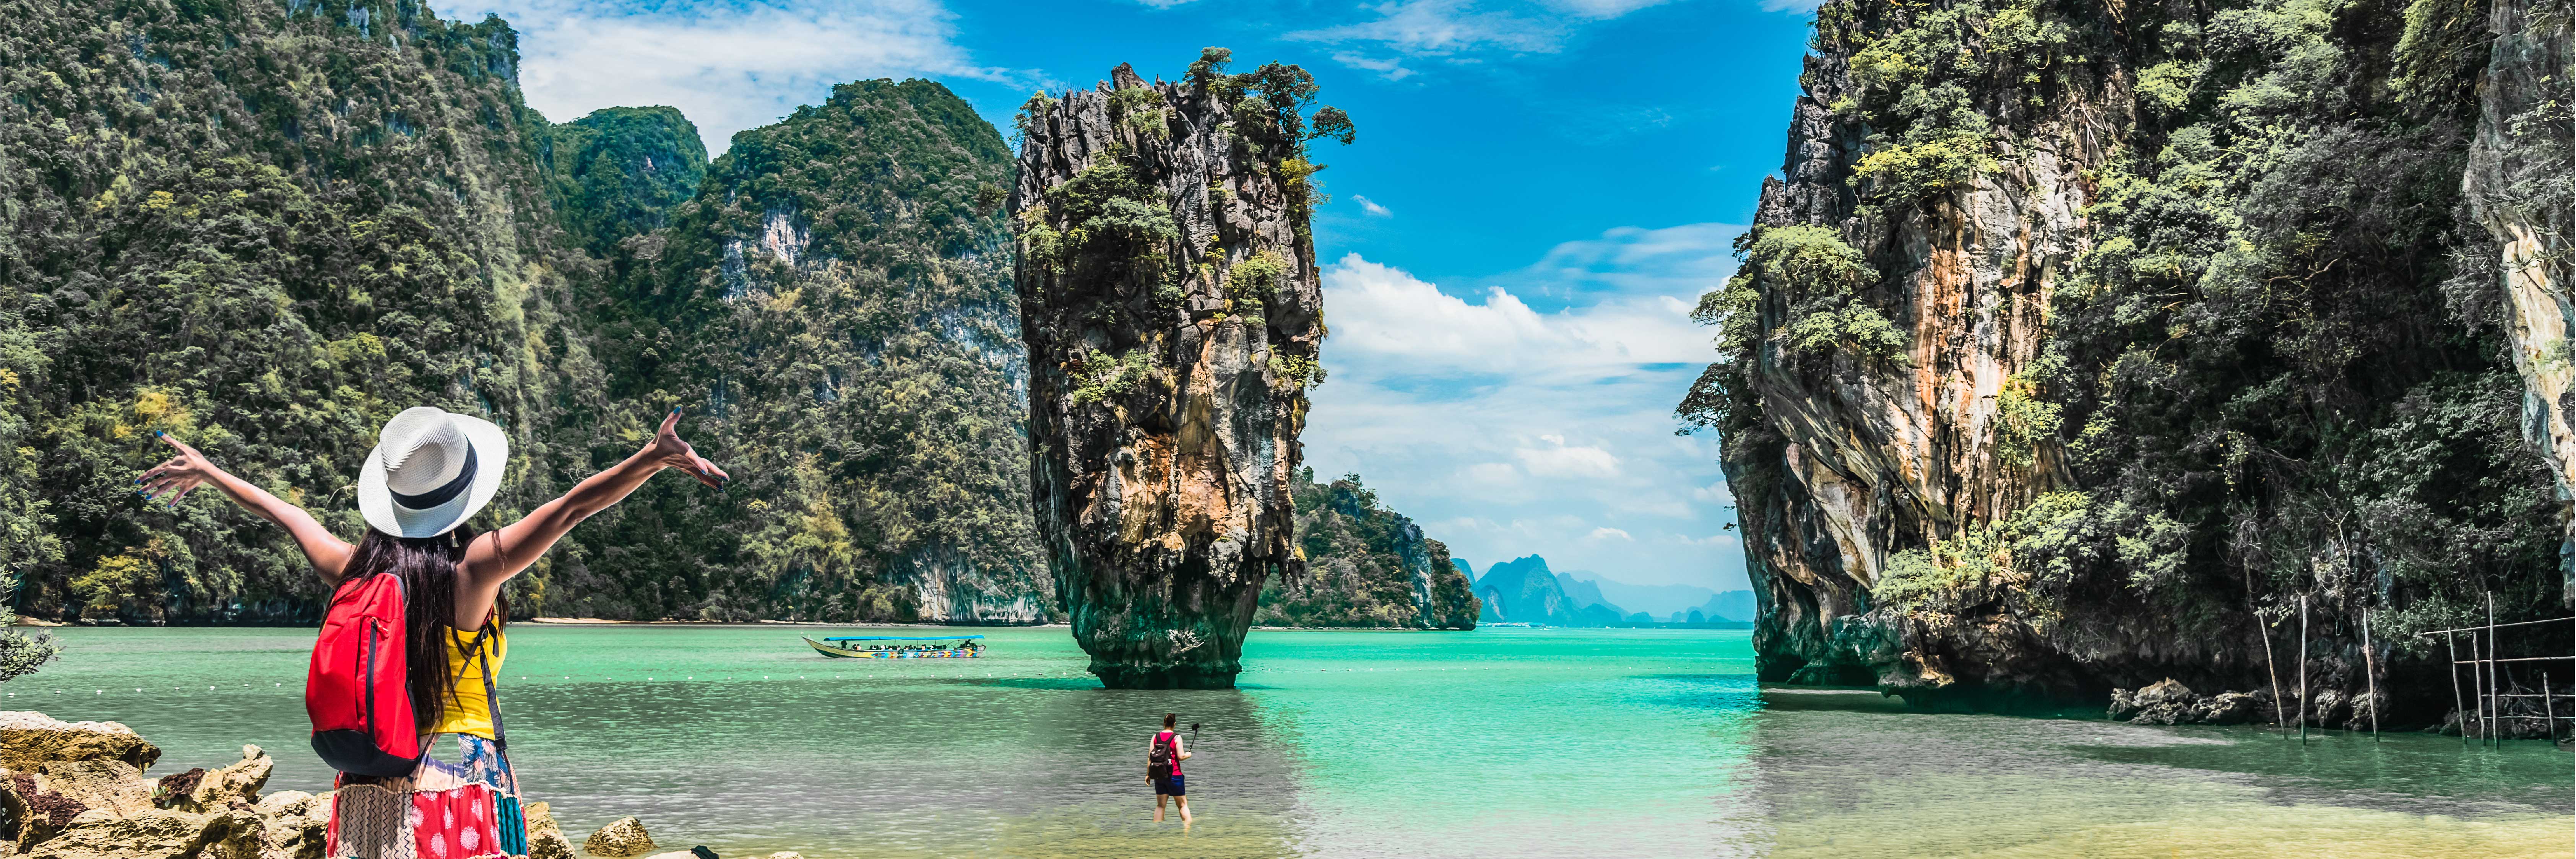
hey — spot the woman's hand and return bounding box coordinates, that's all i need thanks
[648,407,729,488]
[138,433,217,507]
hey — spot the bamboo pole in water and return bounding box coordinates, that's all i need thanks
[2473,596,2493,743]
[2297,595,2309,745]
[2446,630,2469,743]
[2470,629,2488,743]
[2361,607,2380,741]
[2261,609,2288,739]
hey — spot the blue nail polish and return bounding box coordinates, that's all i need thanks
[155,430,164,437]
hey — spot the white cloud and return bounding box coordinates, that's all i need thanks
[1290,0,1695,76]
[1588,527,1634,541]
[1353,194,1395,217]
[1129,0,1202,7]
[1302,223,1753,590]
[462,0,1023,154]
[1316,252,1709,375]
[1330,52,1419,81]
[1516,438,1621,478]
[1759,0,1824,12]
[1691,482,1734,504]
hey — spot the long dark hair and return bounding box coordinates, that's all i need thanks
[341,526,505,732]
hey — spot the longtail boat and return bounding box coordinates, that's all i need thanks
[804,635,986,659]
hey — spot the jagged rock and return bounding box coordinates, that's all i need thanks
[158,746,270,813]
[2199,692,2263,726]
[0,711,160,771]
[585,816,658,857]
[253,789,330,859]
[2465,0,2576,594]
[524,800,575,859]
[1011,53,1332,688]
[24,806,263,859]
[2110,680,2271,726]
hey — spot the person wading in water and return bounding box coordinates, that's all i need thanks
[140,405,727,858]
[1149,713,1192,823]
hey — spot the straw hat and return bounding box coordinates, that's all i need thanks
[356,406,508,539]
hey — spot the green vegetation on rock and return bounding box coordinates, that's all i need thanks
[0,0,1049,625]
[1259,470,1477,629]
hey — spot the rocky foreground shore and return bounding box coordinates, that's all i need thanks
[0,711,797,858]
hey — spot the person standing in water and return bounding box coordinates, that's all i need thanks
[139,405,728,858]
[1149,712,1192,823]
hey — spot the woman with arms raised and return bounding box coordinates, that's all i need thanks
[139,405,728,859]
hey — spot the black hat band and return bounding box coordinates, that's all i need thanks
[390,442,477,511]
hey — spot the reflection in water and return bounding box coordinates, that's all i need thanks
[1734,684,2575,858]
[13,626,2568,857]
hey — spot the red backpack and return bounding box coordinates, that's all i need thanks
[305,573,420,777]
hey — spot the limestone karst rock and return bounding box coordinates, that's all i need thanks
[585,815,660,857]
[1685,0,2568,712]
[2464,0,2576,600]
[524,800,577,859]
[0,711,317,858]
[1010,52,1342,687]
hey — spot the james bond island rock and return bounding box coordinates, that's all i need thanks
[1682,0,2571,714]
[1010,50,1350,688]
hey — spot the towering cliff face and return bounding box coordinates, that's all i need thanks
[566,79,1051,624]
[1688,0,2568,711]
[1010,52,1345,687]
[2463,0,2575,602]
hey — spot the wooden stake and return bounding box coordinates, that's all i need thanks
[2297,595,2310,745]
[2446,630,2469,743]
[2473,588,2493,743]
[2545,671,2556,743]
[2470,629,2488,743]
[2361,608,2380,742]
[2261,608,2288,739]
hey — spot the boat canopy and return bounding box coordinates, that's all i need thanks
[821,635,986,641]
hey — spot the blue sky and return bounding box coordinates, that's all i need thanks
[458,0,1820,590]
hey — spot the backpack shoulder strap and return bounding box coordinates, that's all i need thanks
[468,618,507,750]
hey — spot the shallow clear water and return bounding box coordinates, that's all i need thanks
[14,625,2571,857]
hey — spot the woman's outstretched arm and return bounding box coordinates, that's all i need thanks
[139,433,356,583]
[458,408,728,614]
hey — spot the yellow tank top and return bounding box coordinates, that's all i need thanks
[430,624,507,739]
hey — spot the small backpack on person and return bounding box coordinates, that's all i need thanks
[304,573,421,777]
[1148,732,1174,778]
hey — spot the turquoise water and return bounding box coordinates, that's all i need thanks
[13,625,2571,857]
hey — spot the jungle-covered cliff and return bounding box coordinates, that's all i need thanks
[0,0,1051,624]
[1257,469,1478,629]
[1682,0,2573,717]
[561,79,1052,624]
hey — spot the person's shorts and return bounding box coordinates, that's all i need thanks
[1153,773,1186,796]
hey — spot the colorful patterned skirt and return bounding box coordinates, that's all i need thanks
[327,734,528,859]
